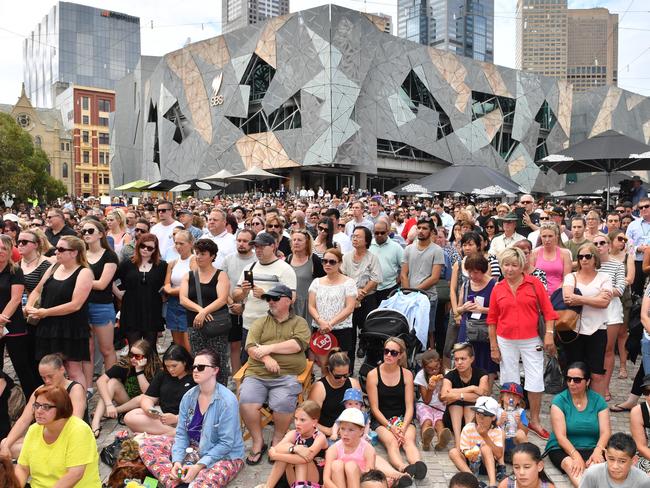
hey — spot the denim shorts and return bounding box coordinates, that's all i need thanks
[88,302,116,326]
[165,296,188,332]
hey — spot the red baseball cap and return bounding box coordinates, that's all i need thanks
[310,331,338,356]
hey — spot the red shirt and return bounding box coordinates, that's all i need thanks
[486,275,558,340]
[401,218,417,240]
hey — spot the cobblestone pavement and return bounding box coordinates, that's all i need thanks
[6,338,637,488]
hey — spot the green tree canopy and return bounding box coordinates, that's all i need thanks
[0,112,67,205]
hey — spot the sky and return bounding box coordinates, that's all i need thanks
[0,0,649,105]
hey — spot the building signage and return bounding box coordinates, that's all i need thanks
[210,73,224,107]
[100,10,139,24]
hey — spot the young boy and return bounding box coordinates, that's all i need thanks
[449,472,480,488]
[580,432,650,487]
[360,469,389,488]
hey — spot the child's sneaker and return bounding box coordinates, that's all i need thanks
[496,463,507,482]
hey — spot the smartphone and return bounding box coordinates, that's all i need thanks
[148,408,162,417]
[244,270,254,286]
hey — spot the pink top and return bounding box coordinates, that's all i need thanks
[535,247,564,295]
[335,438,368,472]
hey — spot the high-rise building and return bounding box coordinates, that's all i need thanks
[222,0,290,34]
[517,1,618,91]
[23,2,140,108]
[398,0,494,62]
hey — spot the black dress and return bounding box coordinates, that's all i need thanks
[35,266,90,361]
[118,260,168,334]
[317,377,352,428]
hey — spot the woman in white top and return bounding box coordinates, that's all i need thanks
[105,209,132,254]
[562,243,613,396]
[162,230,195,353]
[308,248,357,373]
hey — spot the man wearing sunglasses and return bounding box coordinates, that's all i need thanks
[370,219,404,302]
[239,284,311,465]
[44,208,76,247]
[626,196,650,295]
[151,201,183,259]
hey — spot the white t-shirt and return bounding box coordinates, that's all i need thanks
[151,220,183,258]
[333,232,352,254]
[564,272,613,335]
[200,230,236,269]
[414,369,445,410]
[308,277,357,329]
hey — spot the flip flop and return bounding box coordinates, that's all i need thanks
[610,404,632,412]
[92,427,102,439]
[245,443,268,465]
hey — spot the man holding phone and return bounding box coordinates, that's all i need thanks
[515,194,539,238]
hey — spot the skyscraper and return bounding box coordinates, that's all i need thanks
[222,0,290,34]
[517,0,618,91]
[397,0,494,62]
[23,2,141,108]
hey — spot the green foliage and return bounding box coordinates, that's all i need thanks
[0,112,67,205]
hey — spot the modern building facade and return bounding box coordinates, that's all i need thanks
[398,0,494,62]
[222,0,290,34]
[517,0,618,91]
[111,5,650,194]
[23,2,140,108]
[56,85,114,197]
[0,85,73,194]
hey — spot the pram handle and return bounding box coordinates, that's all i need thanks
[390,287,424,297]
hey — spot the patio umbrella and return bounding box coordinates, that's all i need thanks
[142,179,179,191]
[169,179,224,192]
[561,171,638,197]
[227,166,283,181]
[113,179,150,191]
[538,130,650,208]
[389,165,526,196]
[202,169,234,181]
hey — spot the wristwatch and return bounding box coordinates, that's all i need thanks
[289,446,295,454]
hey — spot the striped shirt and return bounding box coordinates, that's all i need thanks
[460,422,504,459]
[598,260,626,296]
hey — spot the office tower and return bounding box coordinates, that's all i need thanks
[23,2,140,108]
[368,12,393,34]
[398,0,494,62]
[222,0,290,34]
[517,0,618,91]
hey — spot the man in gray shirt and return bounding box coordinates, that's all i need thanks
[580,433,650,488]
[400,218,444,349]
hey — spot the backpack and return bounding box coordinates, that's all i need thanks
[441,251,453,281]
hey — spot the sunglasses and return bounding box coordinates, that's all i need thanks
[383,348,400,357]
[32,402,56,412]
[485,225,495,229]
[134,228,147,233]
[322,258,338,265]
[192,364,213,372]
[593,241,608,246]
[577,253,594,260]
[264,296,282,302]
[539,217,550,221]
[332,373,350,380]
[639,204,650,210]
[374,231,387,235]
[128,353,145,360]
[565,376,586,384]
[267,224,282,229]
[140,245,156,252]
[55,246,72,253]
[617,236,628,242]
[80,228,96,235]
[17,239,35,246]
[318,227,328,232]
[291,221,299,225]
[157,208,171,213]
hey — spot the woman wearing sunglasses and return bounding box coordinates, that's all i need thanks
[545,362,610,487]
[90,339,162,438]
[139,349,245,488]
[26,236,93,389]
[81,219,119,390]
[113,233,168,347]
[366,337,427,480]
[483,217,499,246]
[561,243,613,396]
[313,217,336,259]
[265,216,291,258]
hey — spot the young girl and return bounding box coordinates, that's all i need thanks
[256,400,328,488]
[497,383,529,462]
[414,350,452,451]
[498,443,555,488]
[324,408,412,488]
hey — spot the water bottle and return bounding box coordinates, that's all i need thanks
[505,398,517,438]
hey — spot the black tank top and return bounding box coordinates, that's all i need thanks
[318,376,351,428]
[66,380,90,424]
[377,366,406,420]
[186,270,224,327]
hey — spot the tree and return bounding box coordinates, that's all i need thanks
[0,112,67,205]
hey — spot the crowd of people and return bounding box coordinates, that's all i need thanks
[0,189,649,487]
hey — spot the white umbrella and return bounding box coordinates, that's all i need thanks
[202,169,235,180]
[227,167,283,181]
[384,190,396,197]
[416,193,433,198]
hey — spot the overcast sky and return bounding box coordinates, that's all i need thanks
[0,0,648,105]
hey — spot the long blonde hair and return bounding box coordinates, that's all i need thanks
[21,228,52,255]
[0,235,17,274]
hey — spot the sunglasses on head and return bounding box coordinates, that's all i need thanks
[565,376,586,384]
[577,253,593,260]
[383,348,400,357]
[17,239,35,246]
[80,228,96,235]
[192,364,213,372]
[140,244,156,252]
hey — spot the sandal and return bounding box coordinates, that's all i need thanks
[92,427,102,439]
[246,443,268,465]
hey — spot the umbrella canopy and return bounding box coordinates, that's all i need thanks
[169,179,223,192]
[143,179,180,191]
[113,179,150,191]
[538,130,650,207]
[390,165,526,195]
[227,167,283,181]
[561,171,639,196]
[202,169,235,181]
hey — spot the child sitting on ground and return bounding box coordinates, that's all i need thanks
[498,442,554,488]
[414,350,452,451]
[330,388,371,441]
[496,383,528,463]
[449,396,506,488]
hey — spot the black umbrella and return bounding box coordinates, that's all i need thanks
[390,165,526,196]
[142,179,179,191]
[169,179,224,192]
[538,130,650,207]
[557,171,639,197]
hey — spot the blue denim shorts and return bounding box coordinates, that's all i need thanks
[88,302,116,326]
[165,296,188,332]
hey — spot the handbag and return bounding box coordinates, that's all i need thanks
[543,355,565,394]
[193,270,231,338]
[550,273,582,334]
[534,290,546,341]
[465,318,489,343]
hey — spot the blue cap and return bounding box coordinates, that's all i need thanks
[341,388,363,404]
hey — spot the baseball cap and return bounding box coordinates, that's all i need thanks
[176,209,192,216]
[341,388,363,404]
[261,284,293,301]
[309,331,339,355]
[337,407,366,427]
[471,396,499,417]
[251,232,276,246]
[548,207,565,217]
[500,382,524,398]
[3,214,19,223]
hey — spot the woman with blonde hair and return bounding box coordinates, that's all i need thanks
[532,222,572,296]
[105,208,132,254]
[584,211,602,242]
[25,236,94,388]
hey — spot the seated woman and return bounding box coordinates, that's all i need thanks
[366,337,427,481]
[0,353,86,459]
[308,348,361,438]
[124,344,195,435]
[90,339,162,438]
[139,349,245,488]
[15,385,101,487]
[629,374,650,473]
[545,362,610,487]
[440,342,490,450]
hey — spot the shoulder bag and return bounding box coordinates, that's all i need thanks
[193,270,231,338]
[550,273,582,333]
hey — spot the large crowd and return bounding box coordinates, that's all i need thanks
[0,188,650,487]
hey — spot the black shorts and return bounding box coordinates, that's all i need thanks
[228,314,243,342]
[560,329,607,375]
[547,448,593,473]
[331,328,355,356]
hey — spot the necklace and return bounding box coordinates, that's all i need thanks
[22,256,39,266]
